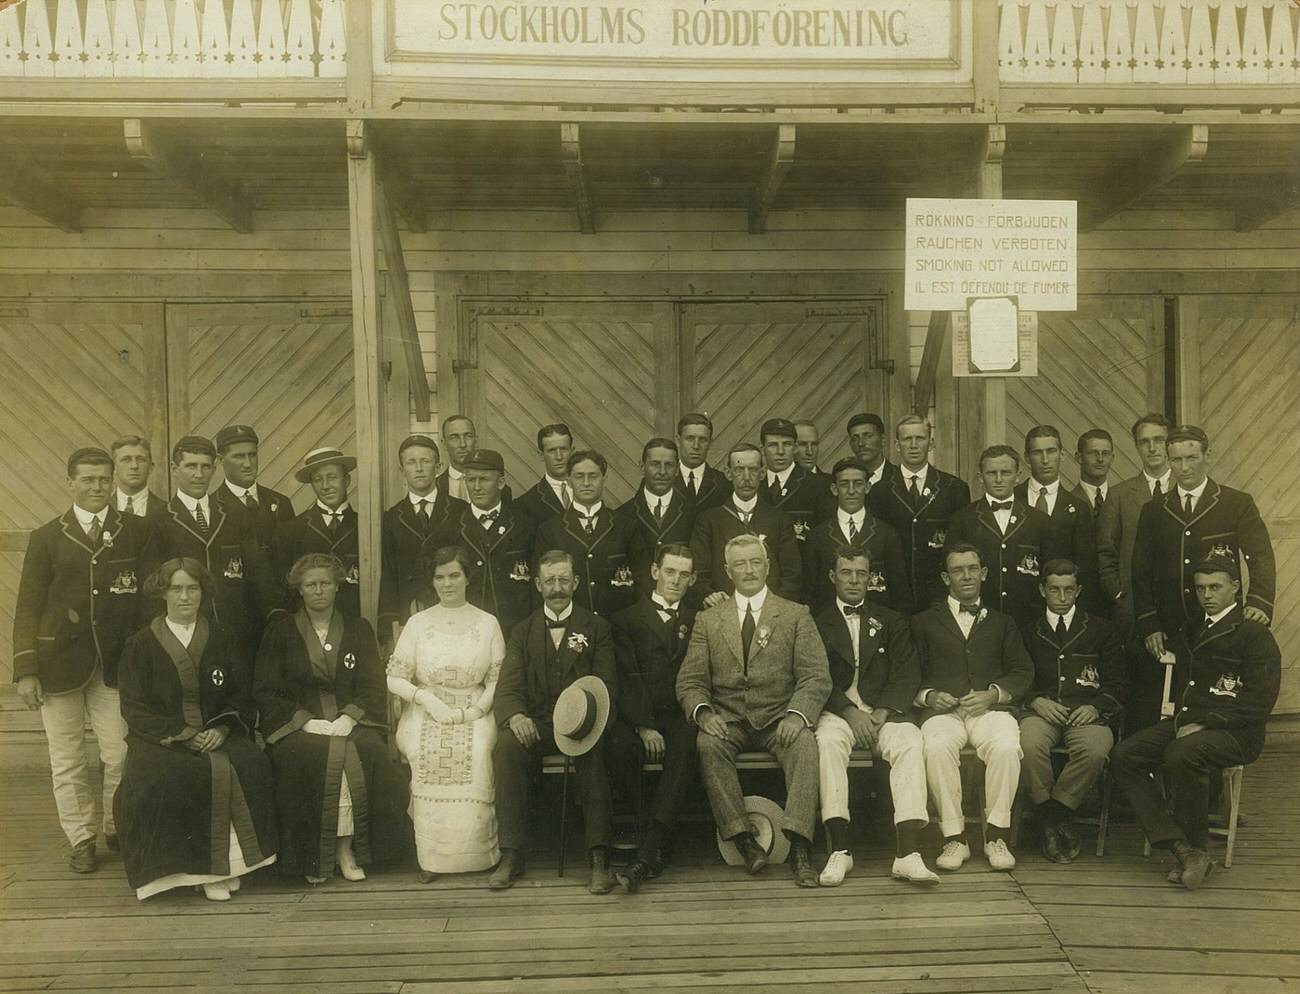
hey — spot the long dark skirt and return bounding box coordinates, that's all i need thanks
[266,725,410,877]
[114,734,278,891]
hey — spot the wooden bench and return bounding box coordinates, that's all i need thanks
[1141,764,1246,867]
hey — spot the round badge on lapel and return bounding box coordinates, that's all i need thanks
[343,651,356,670]
[211,667,225,688]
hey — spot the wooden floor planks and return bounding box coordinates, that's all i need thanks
[0,740,1295,993]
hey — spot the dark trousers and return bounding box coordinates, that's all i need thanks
[608,710,698,837]
[1111,719,1248,849]
[492,719,612,852]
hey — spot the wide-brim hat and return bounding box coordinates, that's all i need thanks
[295,447,358,483]
[551,675,610,757]
[716,795,790,866]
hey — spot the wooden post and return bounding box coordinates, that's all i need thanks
[1174,295,1201,426]
[347,119,383,626]
[345,0,373,113]
[972,0,1001,113]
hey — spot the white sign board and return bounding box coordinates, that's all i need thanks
[905,198,1077,312]
[952,306,1039,378]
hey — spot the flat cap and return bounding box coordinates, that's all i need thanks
[759,418,797,440]
[1193,556,1240,581]
[462,448,505,473]
[398,434,440,458]
[847,412,885,433]
[215,424,259,451]
[1167,424,1210,448]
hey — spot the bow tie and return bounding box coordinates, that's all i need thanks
[959,603,981,616]
[988,500,1013,512]
[842,603,864,617]
[656,603,679,615]
[478,510,499,527]
[546,618,568,630]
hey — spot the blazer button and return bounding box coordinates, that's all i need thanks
[1001,543,1008,549]
[588,553,594,559]
[1184,558,1191,565]
[1185,531,1192,537]
[1059,676,1066,682]
[1188,680,1195,687]
[476,561,484,567]
[1181,706,1188,711]
[1001,567,1008,573]
[1058,654,1065,660]
[92,589,99,596]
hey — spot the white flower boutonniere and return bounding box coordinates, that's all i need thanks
[922,487,932,498]
[567,632,589,652]
[866,618,883,639]
[755,626,771,650]
[1067,503,1076,513]
[1009,515,1018,525]
[498,524,506,535]
[977,608,988,624]
[270,502,279,513]
[101,532,114,549]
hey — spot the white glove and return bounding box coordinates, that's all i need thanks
[416,690,455,723]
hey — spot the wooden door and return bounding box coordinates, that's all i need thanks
[680,300,888,469]
[1006,296,1164,489]
[0,301,166,681]
[461,300,676,505]
[1194,295,1300,714]
[164,302,355,511]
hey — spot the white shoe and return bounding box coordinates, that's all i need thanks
[201,882,231,902]
[224,876,241,893]
[818,850,854,887]
[891,852,940,884]
[337,839,366,882]
[936,840,970,871]
[984,839,1017,871]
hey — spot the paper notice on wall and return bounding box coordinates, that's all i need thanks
[967,297,1019,372]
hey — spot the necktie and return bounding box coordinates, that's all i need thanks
[658,604,678,623]
[654,498,664,525]
[741,603,756,667]
[417,498,430,522]
[194,502,208,534]
[959,603,980,616]
[842,603,863,617]
[989,499,1013,512]
[1034,489,1049,513]
[908,476,921,506]
[1093,490,1105,520]
[847,515,858,541]
[1184,494,1194,516]
[87,516,103,544]
[546,617,567,630]
[1152,479,1163,499]
[688,470,698,496]
[127,497,140,516]
[244,492,258,511]
[1055,615,1068,638]
[560,483,572,510]
[581,512,595,535]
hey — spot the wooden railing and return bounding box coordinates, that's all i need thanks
[0,0,345,78]
[999,0,1299,84]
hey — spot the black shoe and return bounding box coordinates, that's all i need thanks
[488,850,524,890]
[734,833,768,875]
[69,839,97,874]
[640,848,666,880]
[588,848,614,895]
[1056,822,1082,862]
[1172,842,1215,892]
[789,839,818,889]
[615,859,651,895]
[1041,824,1068,864]
[104,834,120,853]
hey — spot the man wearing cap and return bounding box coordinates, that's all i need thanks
[868,415,970,614]
[431,448,537,637]
[1132,425,1274,722]
[813,546,935,886]
[109,435,167,520]
[847,413,892,489]
[212,424,294,555]
[490,549,617,894]
[676,533,831,888]
[379,435,467,641]
[617,437,697,599]
[534,450,640,621]
[608,543,700,894]
[947,445,1059,626]
[1113,557,1280,891]
[273,448,362,617]
[802,457,911,615]
[436,414,512,506]
[675,413,731,513]
[758,417,830,555]
[13,447,156,873]
[690,443,801,605]
[513,423,574,524]
[154,435,280,656]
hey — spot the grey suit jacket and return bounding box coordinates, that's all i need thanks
[1096,473,1160,626]
[676,591,831,730]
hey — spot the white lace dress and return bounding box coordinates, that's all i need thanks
[387,602,504,873]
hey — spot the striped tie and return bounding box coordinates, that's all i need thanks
[194,503,208,534]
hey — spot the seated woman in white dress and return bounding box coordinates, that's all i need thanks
[388,545,505,882]
[115,558,278,902]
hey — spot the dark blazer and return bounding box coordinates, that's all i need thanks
[495,604,617,724]
[869,463,971,614]
[814,601,920,720]
[431,503,538,637]
[801,511,912,615]
[1096,473,1166,631]
[947,499,1060,624]
[12,507,157,692]
[611,596,697,729]
[1132,479,1276,640]
[436,468,512,506]
[614,487,697,598]
[689,501,802,602]
[1023,609,1125,721]
[534,506,639,620]
[1178,606,1280,760]
[116,490,169,521]
[513,477,565,525]
[676,463,731,513]
[909,602,1034,721]
[273,505,361,618]
[378,490,467,632]
[154,495,280,651]
[1015,481,1100,612]
[758,463,832,542]
[212,481,294,556]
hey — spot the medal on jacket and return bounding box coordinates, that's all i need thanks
[211,667,225,688]
[343,651,357,670]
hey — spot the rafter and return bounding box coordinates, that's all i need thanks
[0,151,82,233]
[1081,124,1208,232]
[560,122,595,234]
[749,124,796,235]
[124,119,253,233]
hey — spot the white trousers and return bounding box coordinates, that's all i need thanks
[815,712,928,825]
[921,710,1022,838]
[40,666,128,847]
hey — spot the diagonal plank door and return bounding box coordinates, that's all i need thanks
[0,301,166,681]
[682,301,887,468]
[1196,295,1300,714]
[165,302,355,511]
[464,301,676,505]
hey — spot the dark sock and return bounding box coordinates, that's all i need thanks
[641,820,668,855]
[824,817,850,853]
[1038,799,1069,828]
[895,819,924,858]
[943,833,965,847]
[784,830,810,850]
[985,826,1008,844]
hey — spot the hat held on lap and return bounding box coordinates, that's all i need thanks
[551,675,611,757]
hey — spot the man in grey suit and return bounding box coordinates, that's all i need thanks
[1071,428,1115,520]
[677,533,831,887]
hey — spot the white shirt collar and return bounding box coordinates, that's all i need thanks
[72,504,105,529]
[116,489,147,512]
[573,500,602,518]
[1047,606,1077,630]
[947,596,981,620]
[447,465,464,481]
[473,502,503,521]
[545,474,568,495]
[223,480,258,501]
[1178,478,1209,501]
[1079,480,1108,501]
[902,464,929,485]
[868,460,887,484]
[175,491,209,515]
[408,489,438,507]
[643,488,673,513]
[734,586,769,614]
[651,592,679,612]
[766,465,794,489]
[317,500,350,517]
[1206,605,1235,627]
[837,507,865,531]
[165,617,197,647]
[1143,469,1173,493]
[1028,478,1059,498]
[986,493,1014,509]
[732,493,758,514]
[679,462,703,482]
[836,596,865,619]
[544,603,574,623]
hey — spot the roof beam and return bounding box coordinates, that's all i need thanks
[124,119,253,233]
[749,124,796,235]
[1080,124,1208,232]
[1233,167,1299,232]
[913,311,949,416]
[560,123,595,234]
[0,151,82,232]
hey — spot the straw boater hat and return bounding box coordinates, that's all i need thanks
[716,795,790,866]
[294,447,358,483]
[551,675,611,757]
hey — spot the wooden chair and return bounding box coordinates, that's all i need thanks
[1140,764,1246,867]
[1009,744,1116,858]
